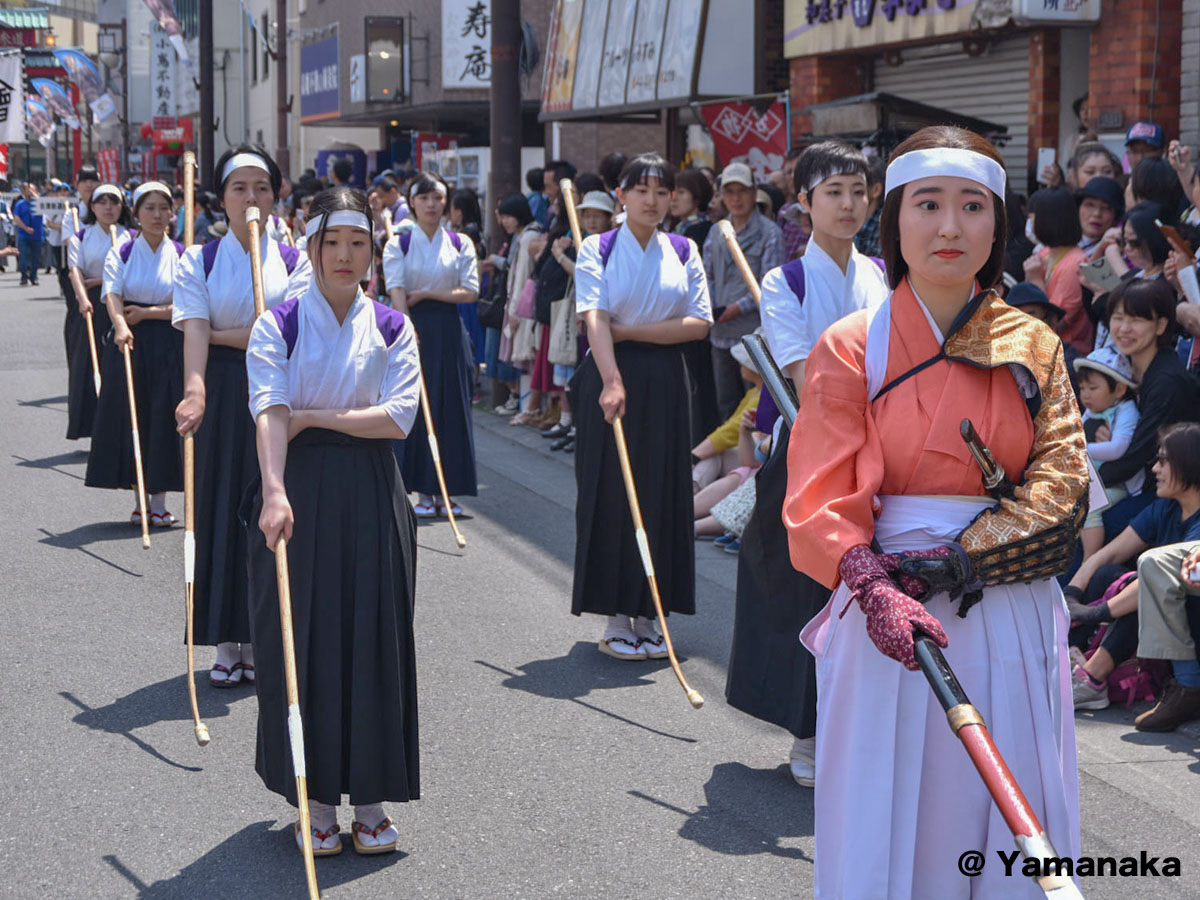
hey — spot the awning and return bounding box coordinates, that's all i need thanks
[805,92,1008,154]
[0,9,51,30]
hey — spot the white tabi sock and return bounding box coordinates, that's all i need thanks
[239,643,254,666]
[603,615,636,641]
[149,492,167,515]
[215,642,239,670]
[417,493,436,509]
[354,802,386,828]
[559,411,573,427]
[632,616,661,640]
[309,799,338,832]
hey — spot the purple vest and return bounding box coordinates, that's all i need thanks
[270,296,406,359]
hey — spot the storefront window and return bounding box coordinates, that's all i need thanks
[366,17,404,102]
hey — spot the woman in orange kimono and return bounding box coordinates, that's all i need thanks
[785,126,1089,899]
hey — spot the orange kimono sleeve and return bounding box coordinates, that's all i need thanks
[783,317,884,590]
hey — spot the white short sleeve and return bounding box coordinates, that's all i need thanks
[456,238,480,295]
[573,233,607,315]
[382,235,407,292]
[246,312,292,417]
[101,246,124,299]
[760,265,807,370]
[66,231,82,272]
[172,244,209,327]
[285,252,313,299]
[379,317,422,435]
[683,241,713,323]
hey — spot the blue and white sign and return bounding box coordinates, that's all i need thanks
[300,35,339,123]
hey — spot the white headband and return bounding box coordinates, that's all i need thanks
[92,184,123,204]
[221,152,272,185]
[885,148,1006,199]
[808,171,868,194]
[305,210,372,238]
[133,181,172,206]
[411,180,448,201]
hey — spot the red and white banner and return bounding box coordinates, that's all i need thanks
[698,100,788,184]
[0,144,8,179]
[97,147,120,184]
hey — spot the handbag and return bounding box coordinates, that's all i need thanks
[547,280,578,366]
[515,276,538,319]
[476,267,507,329]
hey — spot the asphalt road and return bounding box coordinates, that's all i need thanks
[1,271,1198,899]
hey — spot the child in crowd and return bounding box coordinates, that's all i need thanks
[1076,346,1142,560]
[690,354,762,491]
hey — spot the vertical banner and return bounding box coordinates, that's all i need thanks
[142,0,190,61]
[300,35,339,123]
[0,52,24,145]
[97,147,120,184]
[25,97,56,148]
[150,27,177,119]
[699,100,788,183]
[53,49,117,124]
[443,0,491,88]
[31,78,81,129]
[541,0,584,113]
[0,144,8,179]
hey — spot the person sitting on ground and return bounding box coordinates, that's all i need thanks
[1133,540,1200,730]
[1074,347,1141,561]
[691,357,761,492]
[1065,423,1200,710]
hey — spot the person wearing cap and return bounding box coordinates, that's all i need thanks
[1073,346,1142,561]
[702,161,783,419]
[1076,176,1123,257]
[1126,121,1165,170]
[786,126,1085,896]
[85,182,187,527]
[65,183,134,441]
[383,171,480,519]
[173,144,312,688]
[1004,281,1082,397]
[245,185,422,857]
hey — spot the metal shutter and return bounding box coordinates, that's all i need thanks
[872,36,1031,186]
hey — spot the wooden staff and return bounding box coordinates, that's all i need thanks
[281,218,296,248]
[716,218,762,307]
[110,223,151,550]
[180,152,209,746]
[561,178,701,709]
[72,206,102,396]
[248,206,320,899]
[383,208,466,549]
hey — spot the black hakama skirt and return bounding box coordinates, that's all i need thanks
[572,342,694,618]
[724,426,824,739]
[245,429,420,807]
[190,345,256,645]
[65,285,111,440]
[394,301,477,497]
[84,312,184,493]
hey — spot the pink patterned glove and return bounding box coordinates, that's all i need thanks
[839,544,949,671]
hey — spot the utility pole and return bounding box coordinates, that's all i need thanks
[275,0,290,175]
[199,0,215,186]
[488,0,520,252]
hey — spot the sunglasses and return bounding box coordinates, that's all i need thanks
[1117,235,1144,250]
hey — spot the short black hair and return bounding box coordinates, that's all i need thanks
[617,153,676,191]
[1159,422,1200,492]
[1130,157,1185,213]
[758,182,785,218]
[1030,188,1083,247]
[212,143,282,207]
[1076,366,1120,393]
[331,157,354,184]
[1125,201,1172,266]
[572,172,606,195]
[172,187,184,200]
[675,169,713,212]
[1106,276,1177,347]
[545,159,577,184]
[377,176,399,194]
[866,155,887,188]
[75,165,99,184]
[450,188,482,229]
[525,167,544,193]
[599,152,627,191]
[793,140,870,198]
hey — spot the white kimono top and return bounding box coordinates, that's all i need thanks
[246,284,421,435]
[67,223,132,280]
[102,234,182,306]
[172,231,311,331]
[759,239,889,371]
[381,225,480,297]
[574,223,712,326]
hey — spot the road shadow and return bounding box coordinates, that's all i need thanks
[629,761,814,860]
[477,643,697,743]
[1119,728,1200,772]
[14,451,88,480]
[16,394,69,411]
[61,674,254,772]
[104,821,406,897]
[38,524,149,577]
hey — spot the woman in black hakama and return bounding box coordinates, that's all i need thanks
[383,172,480,517]
[571,155,714,660]
[245,187,422,856]
[84,183,184,524]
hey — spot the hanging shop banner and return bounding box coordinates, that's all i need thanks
[53,49,117,123]
[0,53,24,145]
[31,78,80,130]
[0,144,8,179]
[443,0,492,88]
[97,147,120,184]
[541,0,584,113]
[657,0,703,100]
[142,0,190,61]
[699,99,788,182]
[784,0,984,56]
[150,26,177,119]
[625,0,669,104]
[300,35,339,123]
[25,97,55,149]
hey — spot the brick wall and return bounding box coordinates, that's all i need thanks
[1089,0,1183,139]
[1028,29,1060,175]
[788,55,867,145]
[1183,0,1200,151]
[554,121,668,173]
